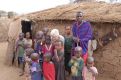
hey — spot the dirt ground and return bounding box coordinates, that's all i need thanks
[0,42,23,80]
[0,40,121,80]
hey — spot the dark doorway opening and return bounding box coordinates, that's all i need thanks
[21,20,32,38]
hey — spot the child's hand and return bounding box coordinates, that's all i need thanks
[90,67,98,76]
[72,56,77,61]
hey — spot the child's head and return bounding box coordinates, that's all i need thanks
[31,53,39,61]
[45,35,51,45]
[36,31,44,39]
[19,33,24,40]
[75,46,82,58]
[55,40,63,50]
[65,26,71,35]
[44,52,52,62]
[87,57,94,67]
[25,32,31,39]
[25,48,34,57]
[42,27,49,35]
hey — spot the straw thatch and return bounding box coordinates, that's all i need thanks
[27,2,121,23]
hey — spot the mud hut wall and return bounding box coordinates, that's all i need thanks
[94,37,121,80]
[0,19,10,42]
[33,20,119,38]
[32,20,71,36]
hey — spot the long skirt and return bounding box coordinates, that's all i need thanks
[65,53,71,74]
[53,60,65,80]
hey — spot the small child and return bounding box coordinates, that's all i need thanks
[34,31,44,70]
[42,27,49,45]
[34,31,44,54]
[69,46,84,80]
[53,40,65,80]
[42,35,54,56]
[43,52,55,80]
[30,53,42,80]
[15,33,25,76]
[24,48,34,80]
[64,26,73,74]
[82,57,98,80]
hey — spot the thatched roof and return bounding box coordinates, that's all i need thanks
[26,2,121,23]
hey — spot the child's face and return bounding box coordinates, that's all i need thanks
[52,35,59,41]
[19,35,24,40]
[43,28,49,35]
[87,62,94,67]
[55,42,62,50]
[36,31,43,39]
[44,57,50,62]
[26,32,31,39]
[65,26,71,34]
[45,36,51,44]
[46,39,51,44]
[75,51,81,58]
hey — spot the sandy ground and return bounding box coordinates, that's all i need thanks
[0,42,23,80]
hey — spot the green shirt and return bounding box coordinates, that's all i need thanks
[17,40,25,57]
[64,36,73,53]
[69,57,84,77]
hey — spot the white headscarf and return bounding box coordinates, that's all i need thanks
[50,29,59,37]
[50,29,65,44]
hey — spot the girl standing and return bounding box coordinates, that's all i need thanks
[15,33,25,76]
[64,26,73,74]
[53,41,65,80]
[43,53,55,80]
[42,35,54,56]
[82,57,98,80]
[30,53,42,80]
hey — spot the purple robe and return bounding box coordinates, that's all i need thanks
[72,21,93,55]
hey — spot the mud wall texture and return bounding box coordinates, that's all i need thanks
[94,37,121,80]
[0,19,10,42]
[33,20,119,38]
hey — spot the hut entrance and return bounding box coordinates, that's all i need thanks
[21,19,32,38]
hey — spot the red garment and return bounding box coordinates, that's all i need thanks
[82,53,88,64]
[43,61,55,80]
[42,44,54,56]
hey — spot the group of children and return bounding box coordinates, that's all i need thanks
[15,26,98,80]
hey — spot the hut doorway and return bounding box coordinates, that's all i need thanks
[21,19,32,38]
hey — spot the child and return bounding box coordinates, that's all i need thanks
[34,31,44,54]
[64,26,73,74]
[24,48,34,80]
[30,53,42,80]
[82,57,98,80]
[34,31,44,69]
[42,27,49,45]
[53,40,65,80]
[24,32,33,48]
[15,33,25,76]
[69,46,84,80]
[42,35,54,56]
[43,52,55,80]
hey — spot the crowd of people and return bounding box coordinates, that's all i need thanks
[14,12,98,80]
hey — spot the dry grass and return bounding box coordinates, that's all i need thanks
[26,2,121,23]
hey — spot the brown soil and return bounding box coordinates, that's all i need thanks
[0,42,23,80]
[94,37,121,80]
